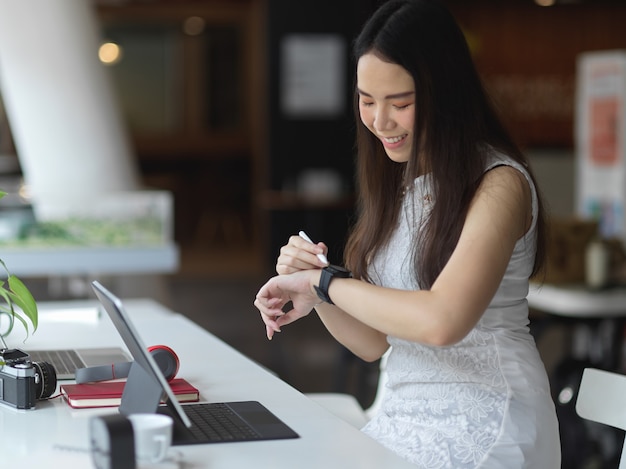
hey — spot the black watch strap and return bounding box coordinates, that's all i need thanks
[314,264,352,305]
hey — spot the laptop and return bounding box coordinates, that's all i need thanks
[91,280,299,445]
[26,347,130,380]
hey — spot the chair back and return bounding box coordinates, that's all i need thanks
[576,367,626,469]
[576,368,626,430]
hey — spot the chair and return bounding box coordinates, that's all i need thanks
[307,350,389,428]
[576,367,626,468]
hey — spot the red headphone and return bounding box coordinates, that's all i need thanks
[147,344,179,381]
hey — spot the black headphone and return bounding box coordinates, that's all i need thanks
[75,345,179,384]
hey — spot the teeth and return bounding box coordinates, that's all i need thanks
[384,135,406,144]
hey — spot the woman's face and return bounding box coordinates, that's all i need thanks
[357,53,416,163]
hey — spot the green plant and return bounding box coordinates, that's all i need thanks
[0,191,38,351]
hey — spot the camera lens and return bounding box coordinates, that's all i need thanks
[32,361,57,399]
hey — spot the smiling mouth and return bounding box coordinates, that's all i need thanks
[382,134,407,144]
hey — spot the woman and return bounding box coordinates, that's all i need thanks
[254,0,561,467]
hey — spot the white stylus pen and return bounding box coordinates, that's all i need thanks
[298,230,329,265]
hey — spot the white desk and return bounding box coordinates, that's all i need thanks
[1,298,414,468]
[528,283,626,318]
[528,282,626,371]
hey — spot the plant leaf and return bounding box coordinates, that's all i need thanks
[0,309,15,336]
[0,282,17,337]
[0,259,9,277]
[9,311,28,338]
[0,281,16,314]
[7,275,38,331]
[0,225,39,341]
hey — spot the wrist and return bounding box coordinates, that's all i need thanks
[313,264,352,305]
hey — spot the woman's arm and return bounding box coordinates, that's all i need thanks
[256,166,531,359]
[323,166,532,347]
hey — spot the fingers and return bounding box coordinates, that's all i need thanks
[254,280,290,340]
[255,295,312,341]
[265,318,280,340]
[254,296,283,340]
[276,235,329,274]
[263,308,311,340]
[254,295,283,317]
[274,311,302,329]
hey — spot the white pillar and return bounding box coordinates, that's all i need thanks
[0,0,140,218]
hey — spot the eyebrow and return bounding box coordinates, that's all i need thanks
[357,89,415,100]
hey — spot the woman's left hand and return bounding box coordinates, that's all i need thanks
[254,270,321,340]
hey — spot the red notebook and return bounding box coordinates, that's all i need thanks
[60,378,200,409]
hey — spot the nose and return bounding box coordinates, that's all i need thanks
[373,106,393,132]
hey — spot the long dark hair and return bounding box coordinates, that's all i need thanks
[344,0,546,288]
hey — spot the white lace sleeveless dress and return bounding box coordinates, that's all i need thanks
[361,153,561,468]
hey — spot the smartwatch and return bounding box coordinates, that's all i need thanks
[314,264,352,305]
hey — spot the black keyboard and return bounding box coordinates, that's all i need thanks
[159,402,264,444]
[185,403,262,442]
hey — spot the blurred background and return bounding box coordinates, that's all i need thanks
[0,1,625,467]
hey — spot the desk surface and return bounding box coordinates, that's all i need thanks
[528,283,626,318]
[1,298,414,468]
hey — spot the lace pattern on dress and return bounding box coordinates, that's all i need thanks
[363,328,508,468]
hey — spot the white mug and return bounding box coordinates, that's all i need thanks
[128,413,173,463]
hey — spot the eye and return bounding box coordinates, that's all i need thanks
[393,103,412,110]
[360,100,374,107]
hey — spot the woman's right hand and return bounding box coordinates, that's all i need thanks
[276,234,329,275]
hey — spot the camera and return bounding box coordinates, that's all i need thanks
[0,348,57,409]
